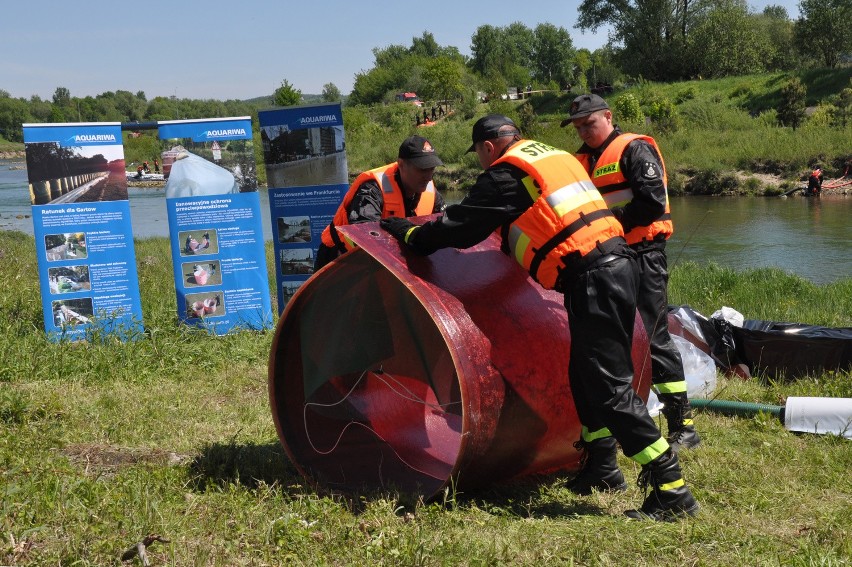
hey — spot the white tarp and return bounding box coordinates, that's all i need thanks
[165,149,238,198]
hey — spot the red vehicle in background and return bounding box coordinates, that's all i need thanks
[395,92,423,107]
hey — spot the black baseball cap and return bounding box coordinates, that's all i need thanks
[467,114,520,152]
[398,135,443,168]
[560,94,610,126]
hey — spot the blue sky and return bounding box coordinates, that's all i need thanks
[1,0,801,101]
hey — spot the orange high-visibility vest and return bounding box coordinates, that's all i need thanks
[495,139,624,290]
[576,133,673,245]
[320,163,436,251]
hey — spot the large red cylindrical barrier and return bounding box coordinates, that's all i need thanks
[269,222,651,498]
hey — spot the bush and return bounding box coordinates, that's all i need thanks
[486,98,515,117]
[612,93,643,122]
[804,104,834,129]
[646,95,679,134]
[685,169,740,195]
[456,90,480,120]
[517,102,538,137]
[372,103,419,129]
[741,176,763,195]
[730,82,754,99]
[675,86,697,104]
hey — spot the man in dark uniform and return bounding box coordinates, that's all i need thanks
[563,94,700,496]
[381,115,699,521]
[315,135,446,270]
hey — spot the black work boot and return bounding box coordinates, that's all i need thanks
[660,393,701,452]
[567,437,628,495]
[625,450,699,521]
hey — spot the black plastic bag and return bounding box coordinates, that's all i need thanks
[731,320,852,379]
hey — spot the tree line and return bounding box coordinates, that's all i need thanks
[349,0,850,108]
[1,0,849,143]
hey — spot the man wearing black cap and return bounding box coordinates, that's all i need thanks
[563,94,700,492]
[315,135,445,270]
[381,114,699,521]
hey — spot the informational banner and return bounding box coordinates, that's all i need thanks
[158,117,272,334]
[23,122,144,341]
[258,103,348,312]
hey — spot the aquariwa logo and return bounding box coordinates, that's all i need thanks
[205,128,247,138]
[68,133,117,144]
[299,115,337,125]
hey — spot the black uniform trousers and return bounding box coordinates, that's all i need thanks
[634,244,686,390]
[564,245,664,459]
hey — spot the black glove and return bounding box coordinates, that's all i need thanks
[611,205,633,232]
[380,217,417,244]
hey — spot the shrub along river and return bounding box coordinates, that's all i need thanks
[2,159,850,284]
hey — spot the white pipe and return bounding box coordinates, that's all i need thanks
[784,397,852,439]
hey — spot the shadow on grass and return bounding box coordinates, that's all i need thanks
[451,474,611,520]
[189,441,610,520]
[188,439,303,491]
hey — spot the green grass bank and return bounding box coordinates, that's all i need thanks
[1,231,851,565]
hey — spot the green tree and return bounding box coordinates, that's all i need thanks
[589,47,623,88]
[0,96,30,142]
[420,57,465,104]
[777,76,806,129]
[572,49,593,91]
[110,90,148,121]
[576,0,708,80]
[794,0,852,68]
[531,23,575,86]
[470,23,535,88]
[687,1,774,78]
[92,95,124,122]
[757,5,799,70]
[503,22,536,71]
[410,31,440,57]
[52,87,72,107]
[833,82,852,128]
[273,79,302,107]
[470,25,503,78]
[144,96,180,121]
[321,83,341,102]
[349,34,466,106]
[349,65,399,106]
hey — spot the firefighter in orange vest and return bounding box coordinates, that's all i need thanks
[807,167,823,196]
[381,115,698,521]
[314,135,445,270]
[562,94,700,493]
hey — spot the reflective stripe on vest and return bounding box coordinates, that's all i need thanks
[381,169,436,218]
[320,163,436,251]
[577,133,673,245]
[495,139,623,289]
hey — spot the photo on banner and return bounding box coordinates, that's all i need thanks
[158,117,272,334]
[23,122,144,341]
[258,102,348,312]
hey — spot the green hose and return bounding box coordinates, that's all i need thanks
[691,398,784,421]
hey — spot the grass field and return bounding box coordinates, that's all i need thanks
[1,231,851,565]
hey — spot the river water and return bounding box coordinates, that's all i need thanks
[2,158,850,284]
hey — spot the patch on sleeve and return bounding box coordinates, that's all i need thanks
[642,162,660,179]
